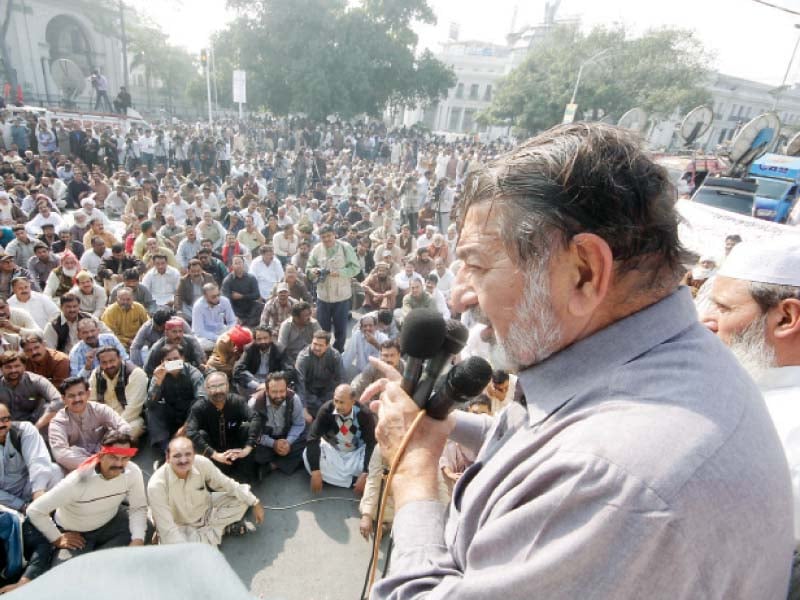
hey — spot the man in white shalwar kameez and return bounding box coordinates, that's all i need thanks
[147,437,264,546]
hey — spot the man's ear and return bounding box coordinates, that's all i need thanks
[772,298,800,341]
[566,233,613,318]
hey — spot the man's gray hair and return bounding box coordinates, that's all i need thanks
[459,123,693,292]
[750,282,800,313]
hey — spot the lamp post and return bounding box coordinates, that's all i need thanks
[119,0,129,89]
[772,24,800,111]
[570,48,611,106]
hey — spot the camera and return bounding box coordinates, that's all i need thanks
[318,267,330,283]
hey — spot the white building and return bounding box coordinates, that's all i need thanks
[646,73,800,152]
[401,40,511,139]
[0,0,126,107]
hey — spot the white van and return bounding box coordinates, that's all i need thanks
[5,105,149,134]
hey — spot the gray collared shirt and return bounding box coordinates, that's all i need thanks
[375,287,794,599]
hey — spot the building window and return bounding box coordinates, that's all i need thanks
[729,104,738,119]
[718,129,728,144]
[469,84,479,100]
[484,85,492,101]
[448,107,462,131]
[455,83,464,99]
[463,108,475,132]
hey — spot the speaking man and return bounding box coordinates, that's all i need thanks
[365,123,793,599]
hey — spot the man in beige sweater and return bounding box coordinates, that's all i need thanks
[148,436,264,546]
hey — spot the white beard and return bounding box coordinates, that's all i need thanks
[491,264,563,372]
[728,314,777,381]
[62,267,77,277]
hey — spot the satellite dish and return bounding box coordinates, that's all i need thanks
[50,59,86,105]
[728,112,781,173]
[786,131,800,156]
[618,107,648,133]
[679,105,714,145]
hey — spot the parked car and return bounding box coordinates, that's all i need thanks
[689,176,757,217]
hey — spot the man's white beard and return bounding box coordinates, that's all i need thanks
[728,314,777,381]
[490,264,563,372]
[63,267,77,277]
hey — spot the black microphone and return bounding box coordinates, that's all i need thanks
[400,309,447,396]
[425,355,493,420]
[410,316,469,413]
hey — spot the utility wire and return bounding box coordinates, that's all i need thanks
[751,0,800,17]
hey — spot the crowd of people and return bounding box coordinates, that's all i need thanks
[0,110,797,598]
[0,110,518,592]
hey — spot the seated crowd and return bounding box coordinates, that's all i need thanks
[0,117,497,593]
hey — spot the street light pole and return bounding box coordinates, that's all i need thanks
[119,0,129,89]
[570,48,611,106]
[773,24,800,111]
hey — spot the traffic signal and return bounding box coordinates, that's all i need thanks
[200,49,208,66]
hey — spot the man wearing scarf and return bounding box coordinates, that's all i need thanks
[43,250,80,298]
[88,347,147,442]
[27,428,146,567]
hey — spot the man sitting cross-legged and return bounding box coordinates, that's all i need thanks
[237,371,307,479]
[147,436,264,545]
[303,383,375,495]
[27,430,147,567]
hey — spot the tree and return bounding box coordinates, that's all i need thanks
[482,25,713,134]
[216,0,455,118]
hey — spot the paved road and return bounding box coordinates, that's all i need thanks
[135,445,389,600]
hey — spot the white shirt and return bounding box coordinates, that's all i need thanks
[428,287,450,319]
[248,256,284,299]
[80,248,112,276]
[25,212,64,236]
[8,292,60,329]
[394,270,422,293]
[166,200,191,223]
[759,366,800,545]
[141,266,181,305]
[434,268,455,299]
[417,233,435,249]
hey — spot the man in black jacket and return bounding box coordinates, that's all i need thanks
[232,326,282,395]
[237,372,306,478]
[186,371,254,482]
[302,383,375,495]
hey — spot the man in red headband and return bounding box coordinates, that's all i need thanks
[27,429,147,567]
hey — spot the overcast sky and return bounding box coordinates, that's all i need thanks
[143,0,800,87]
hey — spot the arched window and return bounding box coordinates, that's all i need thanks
[45,15,94,75]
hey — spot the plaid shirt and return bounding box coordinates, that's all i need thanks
[260,296,296,329]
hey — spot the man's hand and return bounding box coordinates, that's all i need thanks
[353,472,367,497]
[251,503,265,525]
[359,514,373,540]
[53,532,85,550]
[32,490,45,501]
[0,318,19,333]
[310,470,323,493]
[303,408,313,425]
[232,446,252,460]
[129,539,144,547]
[84,348,96,371]
[362,356,455,510]
[231,291,243,300]
[274,439,290,456]
[175,424,187,438]
[211,451,233,465]
[153,364,167,385]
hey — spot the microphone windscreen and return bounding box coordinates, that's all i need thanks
[441,318,469,355]
[400,309,447,359]
[450,356,493,397]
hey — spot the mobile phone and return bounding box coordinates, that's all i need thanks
[164,360,183,371]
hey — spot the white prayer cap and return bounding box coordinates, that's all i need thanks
[718,239,800,286]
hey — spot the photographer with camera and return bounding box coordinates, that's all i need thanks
[89,69,113,113]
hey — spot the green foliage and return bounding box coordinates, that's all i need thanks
[215,0,454,118]
[483,25,713,134]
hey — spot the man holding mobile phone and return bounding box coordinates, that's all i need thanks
[146,345,206,458]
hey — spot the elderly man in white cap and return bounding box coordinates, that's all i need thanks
[702,238,800,586]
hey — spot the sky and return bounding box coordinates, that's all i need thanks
[141,0,800,87]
